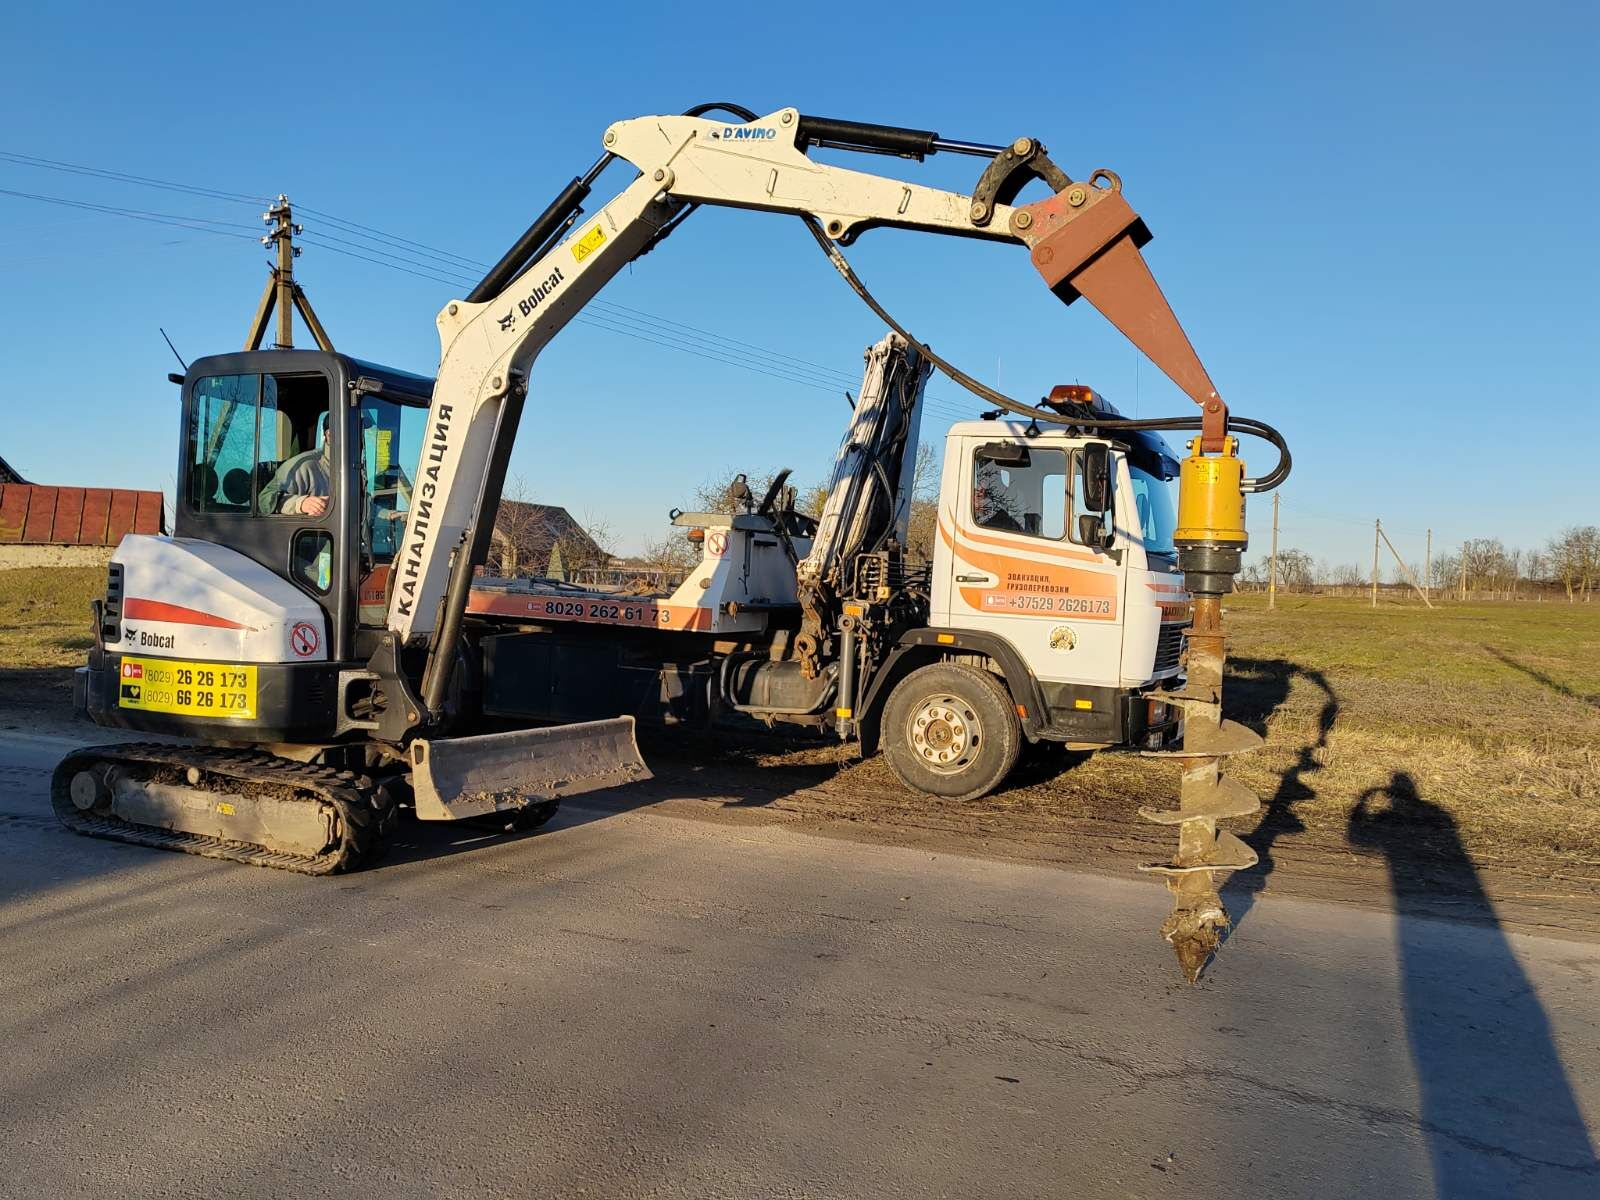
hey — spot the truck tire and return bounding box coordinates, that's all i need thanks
[881,663,1021,801]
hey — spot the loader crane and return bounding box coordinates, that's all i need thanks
[55,104,1288,980]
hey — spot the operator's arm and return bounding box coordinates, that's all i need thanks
[260,456,328,516]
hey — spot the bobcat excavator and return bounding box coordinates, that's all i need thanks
[54,104,1288,980]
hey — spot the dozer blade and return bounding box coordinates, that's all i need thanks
[410,717,651,821]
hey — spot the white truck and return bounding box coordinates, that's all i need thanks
[466,333,1189,800]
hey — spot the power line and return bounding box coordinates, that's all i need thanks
[0,187,260,241]
[0,150,267,206]
[0,151,992,417]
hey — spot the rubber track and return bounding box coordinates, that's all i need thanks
[51,743,396,876]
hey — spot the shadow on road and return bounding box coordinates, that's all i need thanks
[1349,771,1598,1195]
[1219,657,1336,934]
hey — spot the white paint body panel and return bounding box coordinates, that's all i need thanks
[931,422,1184,689]
[109,535,328,664]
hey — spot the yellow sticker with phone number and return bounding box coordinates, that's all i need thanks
[117,656,257,719]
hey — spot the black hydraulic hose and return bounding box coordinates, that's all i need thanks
[799,216,1292,493]
[682,101,759,121]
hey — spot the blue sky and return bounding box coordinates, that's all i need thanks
[2,1,1594,569]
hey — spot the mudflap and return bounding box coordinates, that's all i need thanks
[409,717,651,821]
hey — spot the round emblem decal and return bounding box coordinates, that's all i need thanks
[1049,625,1077,652]
[289,622,321,658]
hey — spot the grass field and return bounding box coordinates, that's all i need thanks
[0,567,100,668]
[1210,592,1600,871]
[2,566,1596,872]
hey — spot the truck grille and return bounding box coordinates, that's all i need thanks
[1154,624,1185,675]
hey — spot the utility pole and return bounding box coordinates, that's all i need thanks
[1460,541,1468,602]
[1377,523,1434,608]
[1425,528,1432,601]
[1268,492,1280,609]
[244,195,334,352]
[1371,519,1381,608]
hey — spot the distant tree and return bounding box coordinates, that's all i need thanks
[1271,547,1314,591]
[1549,526,1600,602]
[904,444,940,562]
[1327,562,1364,587]
[554,512,614,579]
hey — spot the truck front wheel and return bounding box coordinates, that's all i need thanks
[881,663,1021,801]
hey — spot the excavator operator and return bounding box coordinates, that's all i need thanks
[260,414,331,517]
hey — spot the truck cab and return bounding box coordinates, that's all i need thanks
[933,418,1187,706]
[858,414,1187,799]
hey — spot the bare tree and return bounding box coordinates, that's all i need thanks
[904,444,941,562]
[489,474,541,576]
[1549,526,1600,603]
[1270,547,1314,591]
[555,512,614,580]
[1327,562,1363,587]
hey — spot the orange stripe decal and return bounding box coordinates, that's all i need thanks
[467,590,717,631]
[939,518,1120,620]
[123,597,255,631]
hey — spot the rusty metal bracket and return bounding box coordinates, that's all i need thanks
[967,137,1072,228]
[1010,172,1230,452]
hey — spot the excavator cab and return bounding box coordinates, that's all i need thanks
[174,349,433,661]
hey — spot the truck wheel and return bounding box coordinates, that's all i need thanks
[882,663,1021,801]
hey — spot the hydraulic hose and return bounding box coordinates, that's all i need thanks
[799,216,1291,493]
[682,101,760,121]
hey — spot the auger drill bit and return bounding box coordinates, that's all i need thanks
[1139,437,1262,983]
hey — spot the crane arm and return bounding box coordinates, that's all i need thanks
[389,106,1226,718]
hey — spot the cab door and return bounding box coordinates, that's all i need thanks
[937,436,1127,687]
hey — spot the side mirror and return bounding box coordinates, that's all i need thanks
[1080,443,1112,513]
[1077,513,1113,551]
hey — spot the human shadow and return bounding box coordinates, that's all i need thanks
[1483,645,1600,712]
[1219,657,1338,933]
[1349,772,1598,1196]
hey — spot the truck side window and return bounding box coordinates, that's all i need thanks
[1068,448,1115,548]
[971,446,1067,539]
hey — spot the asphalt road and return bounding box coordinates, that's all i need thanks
[2,729,1597,1200]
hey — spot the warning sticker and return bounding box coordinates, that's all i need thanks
[707,530,729,558]
[572,224,606,263]
[117,656,257,719]
[289,622,321,657]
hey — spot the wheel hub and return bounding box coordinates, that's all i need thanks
[909,696,980,773]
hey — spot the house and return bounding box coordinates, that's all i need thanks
[0,451,166,566]
[488,500,603,580]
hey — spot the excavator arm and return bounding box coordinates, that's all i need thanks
[388,106,1223,669]
[380,106,1265,983]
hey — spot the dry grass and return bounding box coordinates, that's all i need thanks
[0,567,101,667]
[1195,593,1600,868]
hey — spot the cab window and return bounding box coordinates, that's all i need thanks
[186,373,329,517]
[357,393,427,563]
[971,445,1066,539]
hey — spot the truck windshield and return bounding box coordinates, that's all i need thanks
[1129,465,1178,556]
